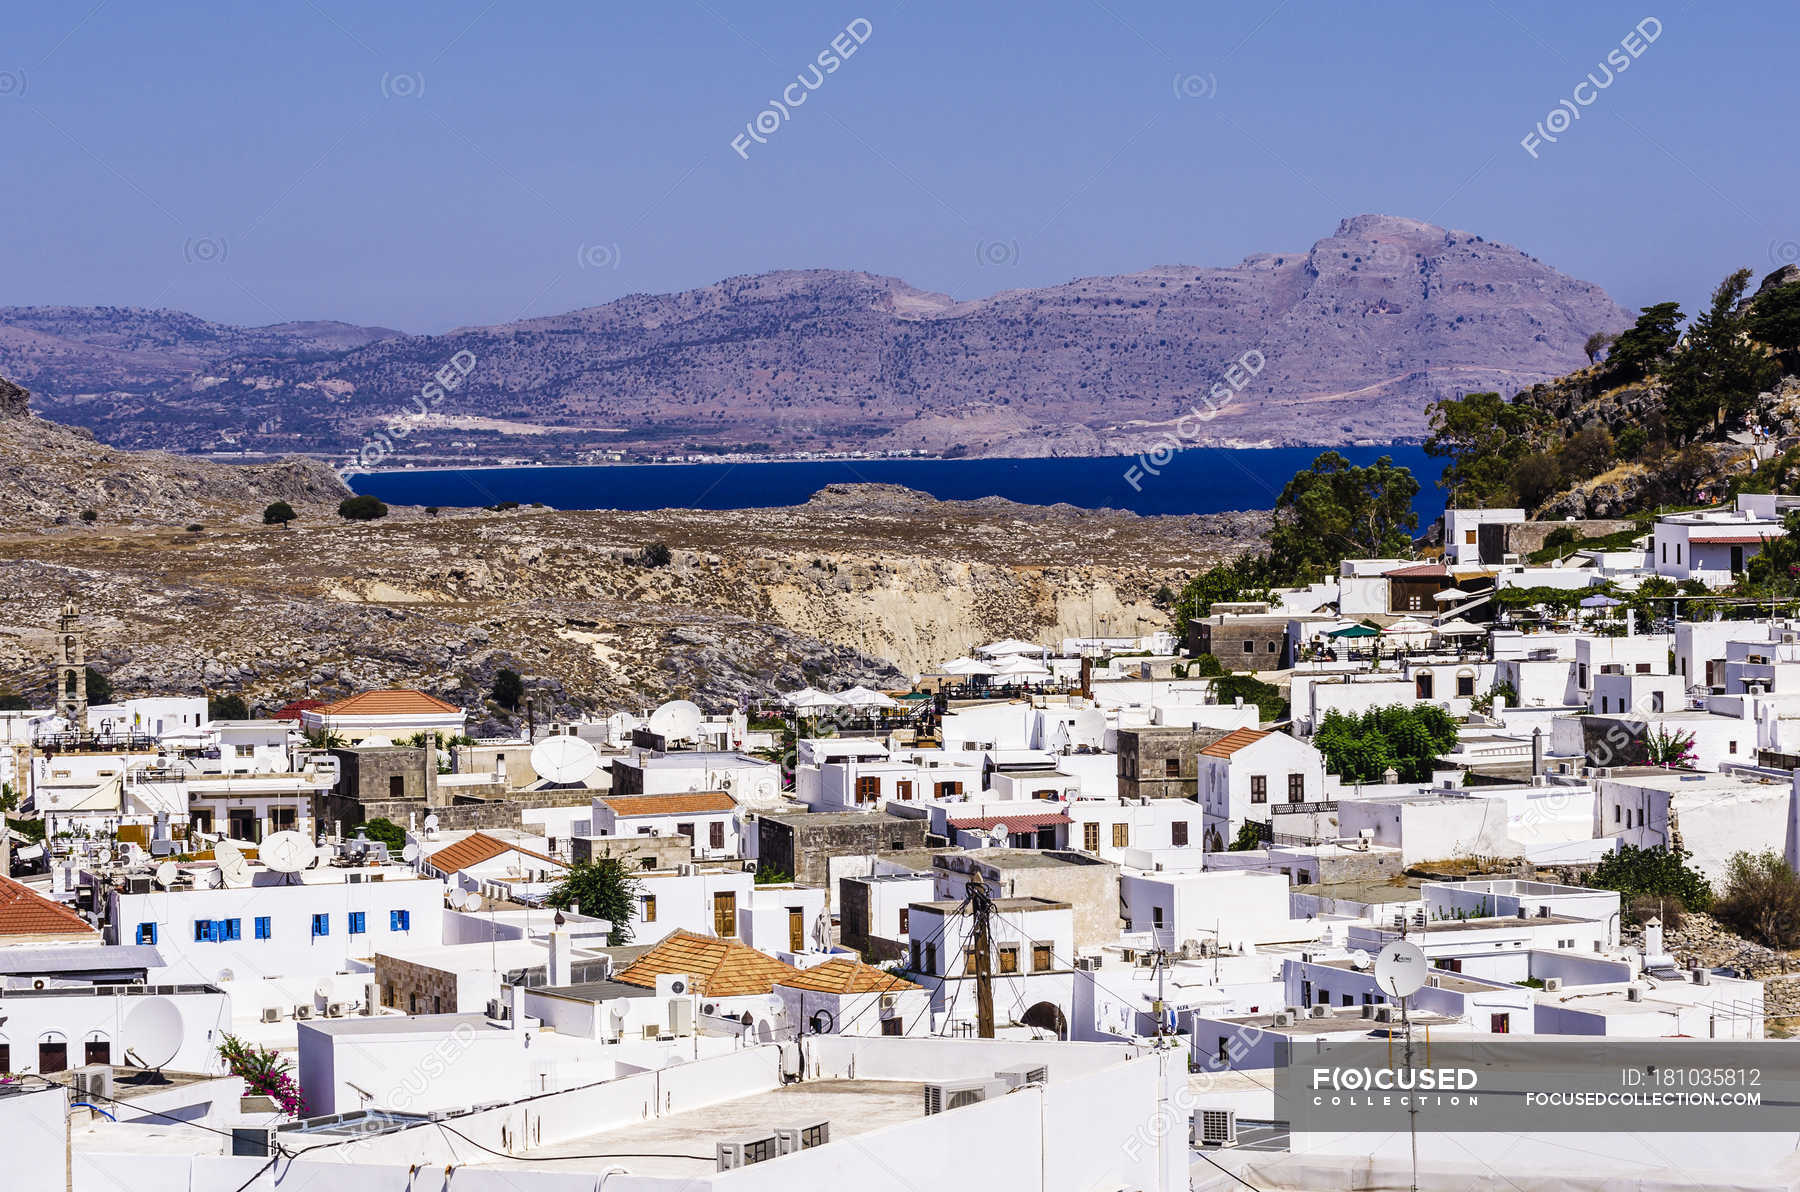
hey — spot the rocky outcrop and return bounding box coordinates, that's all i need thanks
[0,374,350,529]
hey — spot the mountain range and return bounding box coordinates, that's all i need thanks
[0,214,1629,464]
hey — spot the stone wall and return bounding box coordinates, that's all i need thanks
[331,746,437,805]
[1485,519,1637,560]
[757,812,933,892]
[321,793,522,835]
[373,952,460,1014]
[570,834,693,869]
[1117,727,1225,800]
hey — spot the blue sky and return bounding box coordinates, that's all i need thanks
[4,0,1791,332]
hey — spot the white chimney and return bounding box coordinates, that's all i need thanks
[547,913,572,987]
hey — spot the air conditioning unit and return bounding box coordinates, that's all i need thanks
[231,1126,279,1157]
[261,1006,282,1024]
[1073,956,1100,972]
[1309,1005,1329,1019]
[293,1004,314,1020]
[487,997,511,1021]
[1626,985,1643,1003]
[1360,1004,1376,1019]
[701,1001,721,1016]
[1373,1006,1397,1024]
[1543,977,1563,992]
[879,993,898,1015]
[656,973,696,998]
[715,1135,779,1171]
[346,873,364,884]
[126,876,152,895]
[773,1121,831,1154]
[1120,949,1136,963]
[923,1079,1006,1114]
[1195,1108,1238,1148]
[71,1065,114,1104]
[1692,967,1711,986]
[1272,1011,1294,1027]
[326,1002,348,1018]
[996,1065,1049,1089]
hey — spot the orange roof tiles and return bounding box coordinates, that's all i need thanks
[614,929,805,997]
[599,792,736,817]
[776,957,921,994]
[1199,727,1272,758]
[426,832,563,875]
[0,875,96,939]
[319,689,462,716]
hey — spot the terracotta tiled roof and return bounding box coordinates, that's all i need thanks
[0,875,96,939]
[1689,535,1767,545]
[599,792,736,817]
[777,957,921,994]
[614,929,805,997]
[1199,727,1272,758]
[425,832,563,875]
[270,699,325,722]
[948,812,1070,833]
[1382,563,1450,579]
[319,689,462,716]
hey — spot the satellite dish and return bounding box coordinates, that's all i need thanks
[153,861,178,889]
[1349,949,1372,971]
[648,700,703,742]
[531,735,599,784]
[987,825,1010,849]
[315,981,333,1000]
[1373,940,1428,1000]
[122,997,183,1071]
[219,854,253,888]
[455,890,482,911]
[402,842,420,863]
[260,831,314,874]
[423,813,441,837]
[196,867,222,889]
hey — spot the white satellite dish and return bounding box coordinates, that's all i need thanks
[260,831,314,874]
[153,861,178,889]
[1349,949,1372,971]
[219,853,253,888]
[531,735,599,784]
[122,997,183,1071]
[647,699,703,742]
[423,813,441,838]
[402,842,420,864]
[1373,940,1428,1000]
[458,890,484,911]
[315,981,333,1000]
[987,825,1010,849]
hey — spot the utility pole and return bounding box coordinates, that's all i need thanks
[968,877,995,1038]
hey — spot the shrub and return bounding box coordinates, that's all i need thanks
[425,506,440,517]
[208,693,249,720]
[491,668,524,710]
[185,524,205,533]
[1586,844,1713,914]
[218,1034,305,1117]
[359,817,407,853]
[1213,674,1286,723]
[1230,821,1264,852]
[79,509,98,524]
[1190,653,1225,677]
[1542,525,1580,553]
[262,500,297,526]
[1627,894,1685,933]
[640,542,673,567]
[338,495,389,521]
[1714,850,1800,949]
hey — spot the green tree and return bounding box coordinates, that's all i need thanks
[1230,821,1264,851]
[79,509,98,525]
[1714,850,1800,949]
[337,495,389,521]
[262,500,297,526]
[1583,330,1615,364]
[1603,301,1684,387]
[491,668,524,710]
[1212,674,1287,723]
[1663,268,1778,443]
[547,858,641,944]
[1314,705,1459,784]
[359,817,407,853]
[1556,425,1615,485]
[1172,555,1276,637]
[0,689,30,711]
[1424,391,1545,507]
[1266,451,1419,582]
[1748,277,1800,371]
[208,693,249,720]
[1585,843,1713,914]
[85,666,114,705]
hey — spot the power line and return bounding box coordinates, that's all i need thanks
[832,894,969,1038]
[430,1119,715,1164]
[1193,1147,1269,1192]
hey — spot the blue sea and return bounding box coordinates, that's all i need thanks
[351,445,1445,520]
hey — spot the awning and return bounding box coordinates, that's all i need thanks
[1328,624,1379,638]
[1579,595,1622,608]
[949,812,1071,833]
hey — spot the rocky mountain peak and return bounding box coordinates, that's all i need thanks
[0,374,29,420]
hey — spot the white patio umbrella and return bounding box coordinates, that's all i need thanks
[1383,617,1434,636]
[782,687,844,710]
[836,685,898,709]
[1432,618,1486,636]
[1432,587,1472,602]
[940,656,999,676]
[976,638,1044,658]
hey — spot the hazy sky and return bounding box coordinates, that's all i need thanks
[6,0,1791,332]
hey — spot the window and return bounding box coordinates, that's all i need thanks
[1651,691,1664,713]
[1241,640,1255,654]
[896,780,913,801]
[709,821,725,849]
[1251,775,1267,804]
[1033,942,1052,971]
[1163,758,1180,777]
[235,744,254,758]
[641,894,657,922]
[677,822,695,840]
[312,913,329,938]
[1729,740,1738,754]
[1415,673,1434,699]
[1341,993,1353,1007]
[85,1040,110,1066]
[135,923,156,946]
[855,775,881,804]
[1456,674,1475,697]
[1217,1037,1230,1065]
[1112,823,1129,848]
[925,943,937,974]
[1171,821,1189,847]
[1676,543,1682,564]
[1490,1013,1511,1034]
[388,775,405,798]
[219,918,241,941]
[963,945,977,973]
[998,945,1019,974]
[898,908,909,933]
[193,920,214,943]
[1614,806,1621,823]
[389,910,410,932]
[1635,662,1652,674]
[911,940,922,970]
[1288,774,1305,803]
[1083,822,1100,851]
[935,781,963,797]
[39,1041,67,1074]
[1152,906,1164,928]
[348,912,366,935]
[255,916,272,940]
[1464,529,1477,545]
